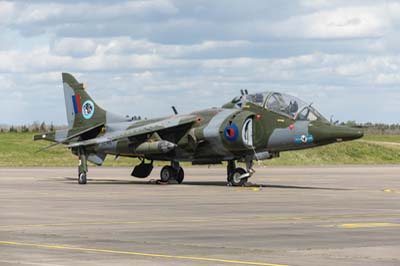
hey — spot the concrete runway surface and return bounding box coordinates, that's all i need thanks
[0,166,400,266]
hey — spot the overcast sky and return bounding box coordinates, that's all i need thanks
[0,0,399,124]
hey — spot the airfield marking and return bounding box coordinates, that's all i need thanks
[0,241,288,266]
[234,187,262,192]
[2,213,400,230]
[383,189,399,193]
[323,223,400,229]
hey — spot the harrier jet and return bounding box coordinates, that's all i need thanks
[34,73,363,186]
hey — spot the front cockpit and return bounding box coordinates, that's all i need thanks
[227,91,328,122]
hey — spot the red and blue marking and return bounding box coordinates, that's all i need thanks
[72,94,82,114]
[224,124,239,142]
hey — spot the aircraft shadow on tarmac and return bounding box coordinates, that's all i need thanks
[62,177,349,190]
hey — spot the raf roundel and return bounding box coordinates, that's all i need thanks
[82,100,95,119]
[223,124,239,142]
[295,134,314,144]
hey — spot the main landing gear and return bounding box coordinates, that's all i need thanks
[227,159,255,186]
[77,147,88,185]
[160,161,184,184]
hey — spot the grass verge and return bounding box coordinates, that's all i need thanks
[0,133,399,167]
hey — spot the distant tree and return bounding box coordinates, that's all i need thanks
[345,120,357,127]
[49,122,54,132]
[31,121,40,132]
[40,122,46,132]
[21,125,29,133]
[9,125,16,132]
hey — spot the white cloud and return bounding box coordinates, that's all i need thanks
[375,73,400,85]
[52,38,99,57]
[0,1,15,24]
[1,1,400,124]
[9,0,177,26]
[268,6,389,39]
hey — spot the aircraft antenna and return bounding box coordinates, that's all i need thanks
[171,106,178,115]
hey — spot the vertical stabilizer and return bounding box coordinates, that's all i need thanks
[62,73,106,129]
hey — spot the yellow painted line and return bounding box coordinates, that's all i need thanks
[0,241,288,266]
[325,223,400,229]
[383,189,399,193]
[234,187,262,192]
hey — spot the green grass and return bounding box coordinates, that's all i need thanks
[0,132,399,167]
[362,134,400,143]
[267,141,400,166]
[0,132,139,167]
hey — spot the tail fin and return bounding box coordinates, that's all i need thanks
[62,73,106,129]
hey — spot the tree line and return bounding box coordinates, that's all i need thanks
[340,121,400,135]
[0,122,59,133]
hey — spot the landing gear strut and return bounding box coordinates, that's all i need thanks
[77,147,88,185]
[160,161,184,184]
[227,159,255,186]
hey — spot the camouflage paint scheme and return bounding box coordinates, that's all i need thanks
[35,73,363,186]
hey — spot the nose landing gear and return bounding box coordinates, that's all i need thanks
[227,159,254,186]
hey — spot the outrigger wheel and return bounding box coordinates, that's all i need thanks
[160,165,185,184]
[78,173,87,185]
[77,147,88,185]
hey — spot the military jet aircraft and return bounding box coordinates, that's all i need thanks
[34,73,363,186]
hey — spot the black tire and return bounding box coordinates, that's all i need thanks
[160,166,174,182]
[78,173,87,185]
[176,167,184,184]
[227,167,248,186]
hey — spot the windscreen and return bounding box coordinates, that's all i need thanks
[266,92,328,122]
[266,92,308,119]
[296,106,328,122]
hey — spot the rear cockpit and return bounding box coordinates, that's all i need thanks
[226,91,328,122]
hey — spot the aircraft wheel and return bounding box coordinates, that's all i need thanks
[228,167,248,186]
[78,173,87,185]
[160,166,174,182]
[176,167,184,184]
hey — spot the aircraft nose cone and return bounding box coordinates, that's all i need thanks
[339,127,363,141]
[352,129,364,140]
[310,124,363,144]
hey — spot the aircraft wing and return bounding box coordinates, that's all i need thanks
[67,115,197,148]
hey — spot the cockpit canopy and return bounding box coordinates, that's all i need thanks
[231,92,328,122]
